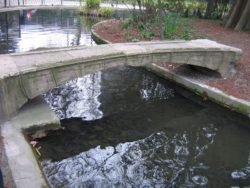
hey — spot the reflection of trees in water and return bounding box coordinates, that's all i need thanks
[0,11,21,53]
[0,9,95,54]
[41,124,217,187]
[44,72,102,120]
[140,73,175,101]
[44,66,176,120]
[99,66,176,116]
[40,67,250,187]
[231,153,250,183]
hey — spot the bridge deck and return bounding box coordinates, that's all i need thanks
[0,39,242,118]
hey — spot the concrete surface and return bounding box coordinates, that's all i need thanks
[147,63,250,117]
[0,40,242,119]
[0,97,60,188]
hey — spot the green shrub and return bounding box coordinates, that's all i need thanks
[163,13,180,39]
[137,22,145,32]
[140,31,155,39]
[85,0,100,9]
[81,7,89,15]
[99,7,113,17]
[121,19,133,30]
[181,29,191,40]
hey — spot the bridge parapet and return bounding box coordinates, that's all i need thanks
[0,39,242,119]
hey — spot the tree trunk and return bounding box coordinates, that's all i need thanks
[158,0,164,40]
[137,0,142,13]
[246,19,250,30]
[235,0,250,30]
[225,0,240,28]
[205,0,216,18]
[225,0,248,30]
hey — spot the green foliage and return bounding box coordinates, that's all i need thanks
[104,0,232,19]
[81,7,89,15]
[139,31,155,39]
[163,14,193,40]
[121,18,133,30]
[163,13,180,39]
[137,22,145,32]
[163,0,185,12]
[136,21,155,39]
[99,7,113,17]
[81,0,113,17]
[181,29,191,40]
[85,0,100,9]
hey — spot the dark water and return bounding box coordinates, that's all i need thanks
[39,66,250,188]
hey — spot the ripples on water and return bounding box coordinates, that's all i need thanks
[40,67,250,188]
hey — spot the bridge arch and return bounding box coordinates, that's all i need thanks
[0,40,242,119]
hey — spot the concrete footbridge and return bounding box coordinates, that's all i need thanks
[0,39,242,119]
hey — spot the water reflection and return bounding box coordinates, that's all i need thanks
[140,73,175,101]
[41,126,217,188]
[0,8,135,54]
[44,72,102,120]
[38,67,250,187]
[232,153,250,184]
[0,9,96,53]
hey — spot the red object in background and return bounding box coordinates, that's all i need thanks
[27,9,37,20]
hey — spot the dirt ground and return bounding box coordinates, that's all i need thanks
[192,19,250,101]
[92,18,250,101]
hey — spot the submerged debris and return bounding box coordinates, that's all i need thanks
[30,140,38,147]
[30,130,48,140]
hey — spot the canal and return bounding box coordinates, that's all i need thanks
[1,8,250,188]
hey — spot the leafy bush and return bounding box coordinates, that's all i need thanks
[137,22,145,32]
[163,13,180,39]
[86,0,100,9]
[99,7,113,17]
[121,19,133,30]
[81,7,89,15]
[140,31,155,39]
[181,29,191,40]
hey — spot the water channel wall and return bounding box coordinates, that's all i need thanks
[0,40,242,120]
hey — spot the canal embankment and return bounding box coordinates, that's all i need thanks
[0,97,60,187]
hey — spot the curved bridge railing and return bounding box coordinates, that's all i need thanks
[0,39,242,119]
